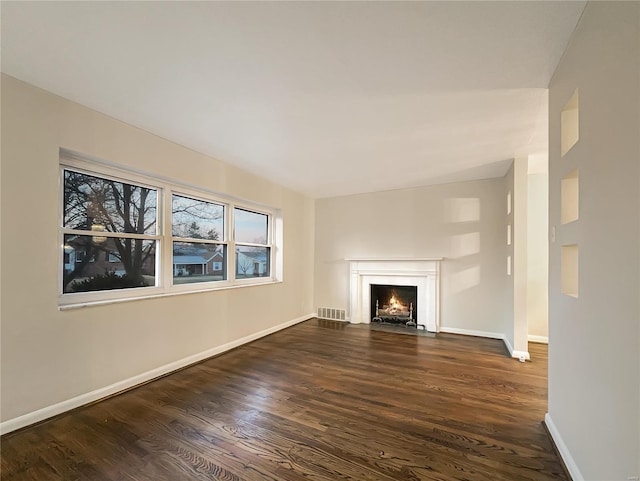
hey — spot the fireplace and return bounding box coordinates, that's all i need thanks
[348,258,442,332]
[370,284,423,329]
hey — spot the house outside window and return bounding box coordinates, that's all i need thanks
[234,208,271,279]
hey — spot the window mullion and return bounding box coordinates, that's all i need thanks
[163,188,173,289]
[61,229,159,241]
[228,205,236,283]
[234,241,269,248]
[171,236,225,245]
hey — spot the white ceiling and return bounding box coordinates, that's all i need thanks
[1,1,585,198]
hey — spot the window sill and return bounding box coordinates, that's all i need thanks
[58,278,282,310]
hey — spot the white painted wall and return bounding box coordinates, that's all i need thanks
[501,157,532,360]
[0,75,315,426]
[504,163,516,349]
[512,157,529,358]
[314,178,509,337]
[638,6,640,469]
[548,3,640,480]
[527,172,549,341]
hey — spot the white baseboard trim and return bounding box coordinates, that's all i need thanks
[544,413,584,481]
[503,336,514,355]
[0,313,315,435]
[511,349,531,361]
[439,326,505,340]
[502,336,531,361]
[440,329,531,361]
[528,335,549,344]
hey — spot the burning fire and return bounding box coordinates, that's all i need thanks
[387,293,405,314]
[373,287,414,323]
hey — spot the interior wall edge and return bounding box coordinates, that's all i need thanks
[501,335,530,361]
[544,413,584,481]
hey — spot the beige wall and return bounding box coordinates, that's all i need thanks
[512,157,529,356]
[314,177,509,336]
[504,163,549,353]
[503,163,515,347]
[0,75,315,424]
[527,172,549,340]
[548,2,639,479]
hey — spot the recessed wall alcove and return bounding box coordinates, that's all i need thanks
[561,169,579,224]
[561,89,580,157]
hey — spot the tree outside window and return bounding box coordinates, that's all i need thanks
[62,170,158,293]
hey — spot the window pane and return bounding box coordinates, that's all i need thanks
[236,246,270,279]
[234,208,268,244]
[63,234,156,293]
[63,170,157,235]
[173,242,227,284]
[172,195,224,241]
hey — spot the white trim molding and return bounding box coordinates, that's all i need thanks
[0,313,315,435]
[439,328,532,361]
[440,328,531,361]
[528,334,549,344]
[503,336,531,361]
[348,258,442,332]
[440,327,505,340]
[511,349,531,362]
[544,413,585,481]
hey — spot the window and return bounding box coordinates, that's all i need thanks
[172,194,227,285]
[62,169,158,294]
[234,208,270,279]
[60,153,280,306]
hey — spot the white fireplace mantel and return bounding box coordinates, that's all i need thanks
[348,258,442,332]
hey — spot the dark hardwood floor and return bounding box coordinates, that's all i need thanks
[1,319,566,481]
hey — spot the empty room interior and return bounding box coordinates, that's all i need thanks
[1,2,639,481]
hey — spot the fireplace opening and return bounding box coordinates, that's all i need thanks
[370,284,424,329]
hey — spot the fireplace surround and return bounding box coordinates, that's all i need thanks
[348,258,442,332]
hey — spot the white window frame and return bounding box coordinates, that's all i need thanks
[60,160,163,305]
[169,190,228,290]
[233,207,273,282]
[59,150,281,309]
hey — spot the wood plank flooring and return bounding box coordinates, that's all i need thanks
[1,319,566,481]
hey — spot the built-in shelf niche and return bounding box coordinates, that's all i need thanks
[561,89,579,157]
[561,244,579,298]
[561,168,579,224]
[507,255,512,276]
[507,224,512,245]
[507,191,512,215]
